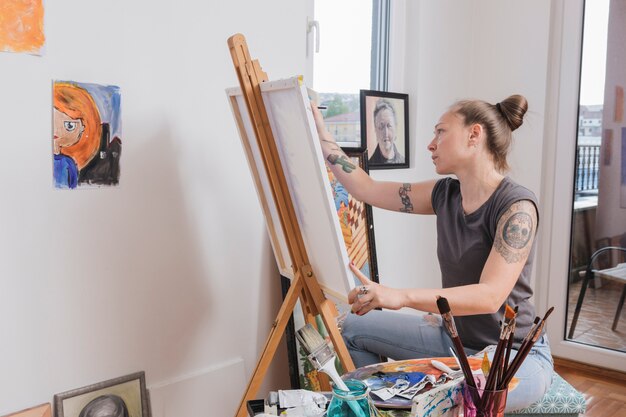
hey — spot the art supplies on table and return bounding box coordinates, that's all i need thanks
[297,324,375,417]
[410,378,464,417]
[342,357,482,409]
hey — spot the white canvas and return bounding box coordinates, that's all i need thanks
[227,77,355,299]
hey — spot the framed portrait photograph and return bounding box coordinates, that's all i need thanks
[360,89,409,169]
[54,372,150,417]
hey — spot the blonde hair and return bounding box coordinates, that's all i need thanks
[53,82,101,170]
[452,94,528,172]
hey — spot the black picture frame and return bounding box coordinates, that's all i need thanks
[360,89,410,169]
[54,371,150,417]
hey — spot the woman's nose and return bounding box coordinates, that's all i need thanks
[427,138,437,152]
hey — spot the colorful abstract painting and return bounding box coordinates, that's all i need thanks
[0,0,45,55]
[53,80,122,189]
[290,149,379,391]
[325,150,379,281]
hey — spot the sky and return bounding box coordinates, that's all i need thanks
[313,0,372,94]
[580,0,610,106]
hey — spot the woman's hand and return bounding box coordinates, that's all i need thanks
[311,102,329,137]
[311,102,341,156]
[348,263,406,315]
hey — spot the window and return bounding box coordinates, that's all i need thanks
[312,0,390,147]
[565,0,626,354]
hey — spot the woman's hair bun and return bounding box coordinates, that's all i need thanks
[497,94,528,131]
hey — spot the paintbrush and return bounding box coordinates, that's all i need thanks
[296,324,367,417]
[436,296,481,405]
[485,304,515,391]
[499,307,554,389]
[480,305,516,409]
[501,305,519,381]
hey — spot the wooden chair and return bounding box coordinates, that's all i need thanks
[568,246,626,339]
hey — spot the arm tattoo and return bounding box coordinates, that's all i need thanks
[399,183,414,213]
[494,200,536,264]
[327,154,356,173]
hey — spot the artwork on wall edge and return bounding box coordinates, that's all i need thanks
[621,127,626,209]
[54,371,150,417]
[615,85,624,123]
[0,0,45,55]
[52,80,122,190]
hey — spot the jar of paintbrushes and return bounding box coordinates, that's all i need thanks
[436,296,554,417]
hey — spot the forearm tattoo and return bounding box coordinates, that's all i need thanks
[399,183,414,213]
[494,200,536,264]
[327,154,356,173]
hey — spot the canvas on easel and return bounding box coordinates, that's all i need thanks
[227,78,359,299]
[226,33,357,417]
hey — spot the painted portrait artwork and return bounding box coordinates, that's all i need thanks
[0,0,45,55]
[53,80,122,189]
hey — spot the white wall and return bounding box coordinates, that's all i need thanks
[374,0,551,296]
[0,1,309,415]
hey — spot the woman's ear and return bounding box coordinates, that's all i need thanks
[468,123,483,147]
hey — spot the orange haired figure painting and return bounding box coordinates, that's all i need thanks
[53,81,122,189]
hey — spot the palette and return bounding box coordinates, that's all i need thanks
[342,357,482,409]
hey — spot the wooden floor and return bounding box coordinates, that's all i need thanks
[566,280,626,352]
[555,358,626,417]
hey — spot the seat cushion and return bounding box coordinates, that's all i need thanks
[504,373,586,416]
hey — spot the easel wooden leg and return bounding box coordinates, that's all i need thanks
[234,274,304,417]
[302,266,355,373]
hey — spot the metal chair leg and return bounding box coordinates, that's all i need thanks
[568,270,593,339]
[612,284,626,331]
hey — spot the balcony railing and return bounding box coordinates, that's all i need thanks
[575,145,600,194]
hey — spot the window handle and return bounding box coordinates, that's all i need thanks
[307,18,320,53]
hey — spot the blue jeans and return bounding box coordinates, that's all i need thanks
[341,310,554,412]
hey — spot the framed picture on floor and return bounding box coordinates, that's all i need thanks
[54,372,150,417]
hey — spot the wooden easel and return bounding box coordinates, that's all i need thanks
[228,34,356,417]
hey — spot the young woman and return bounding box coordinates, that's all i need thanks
[312,95,553,411]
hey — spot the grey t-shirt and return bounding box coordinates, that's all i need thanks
[431,176,538,350]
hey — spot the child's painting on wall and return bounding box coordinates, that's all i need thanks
[0,0,45,55]
[53,81,122,189]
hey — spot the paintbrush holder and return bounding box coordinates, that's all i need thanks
[462,384,507,417]
[327,379,379,417]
